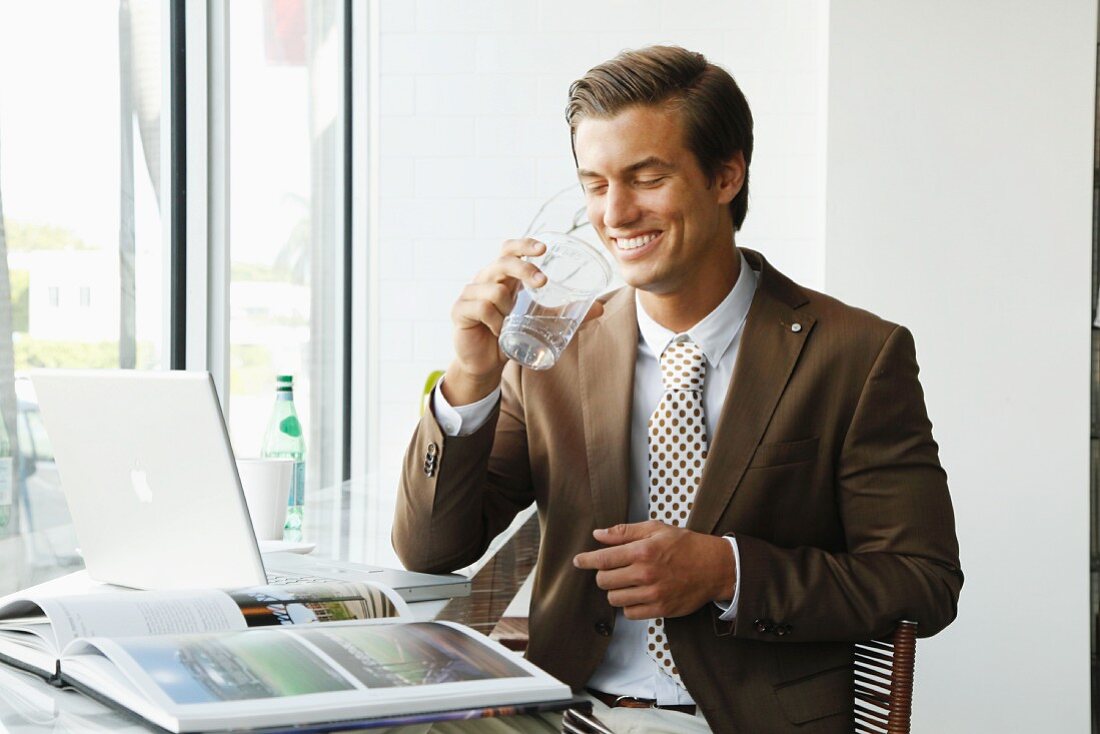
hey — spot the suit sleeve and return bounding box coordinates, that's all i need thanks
[392,363,535,574]
[732,325,963,641]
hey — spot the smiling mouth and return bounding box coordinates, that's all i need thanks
[613,232,661,251]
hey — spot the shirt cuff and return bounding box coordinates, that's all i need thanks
[431,377,501,437]
[714,534,741,622]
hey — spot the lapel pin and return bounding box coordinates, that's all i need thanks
[791,323,802,333]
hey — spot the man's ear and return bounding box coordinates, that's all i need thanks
[714,150,746,206]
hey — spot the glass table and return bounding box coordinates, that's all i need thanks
[0,477,540,733]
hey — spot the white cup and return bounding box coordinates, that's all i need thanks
[236,457,294,541]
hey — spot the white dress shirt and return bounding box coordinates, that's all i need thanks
[433,250,758,704]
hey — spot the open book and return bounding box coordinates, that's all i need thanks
[0,573,574,732]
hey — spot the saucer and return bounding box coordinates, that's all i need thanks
[258,539,317,555]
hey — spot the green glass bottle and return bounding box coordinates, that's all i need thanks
[0,413,11,530]
[261,375,305,541]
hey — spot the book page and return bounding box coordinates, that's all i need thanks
[0,571,124,627]
[226,581,408,628]
[0,624,61,678]
[72,621,537,708]
[37,590,246,652]
[0,576,408,660]
[287,621,533,689]
[60,621,568,731]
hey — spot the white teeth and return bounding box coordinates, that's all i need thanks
[616,233,657,250]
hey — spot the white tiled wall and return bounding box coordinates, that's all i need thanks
[826,2,1095,729]
[369,0,827,554]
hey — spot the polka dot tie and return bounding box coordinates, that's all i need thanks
[646,337,708,688]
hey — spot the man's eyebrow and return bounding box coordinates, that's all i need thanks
[577,156,676,179]
[625,156,675,173]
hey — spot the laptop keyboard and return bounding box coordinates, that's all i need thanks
[265,572,336,585]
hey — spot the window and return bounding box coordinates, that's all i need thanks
[0,0,359,585]
[0,0,168,585]
[226,0,345,534]
[0,1,166,374]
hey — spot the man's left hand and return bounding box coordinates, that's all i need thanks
[572,521,736,620]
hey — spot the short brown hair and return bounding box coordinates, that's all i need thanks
[566,45,754,230]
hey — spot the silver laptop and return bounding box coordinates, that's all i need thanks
[30,369,469,602]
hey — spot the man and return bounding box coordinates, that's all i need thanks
[394,45,962,733]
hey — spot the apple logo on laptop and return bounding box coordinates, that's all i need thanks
[130,468,154,503]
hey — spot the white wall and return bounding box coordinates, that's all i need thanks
[826,1,1096,730]
[367,0,829,565]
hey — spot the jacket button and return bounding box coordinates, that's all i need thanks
[754,618,774,633]
[423,443,439,477]
[594,621,612,637]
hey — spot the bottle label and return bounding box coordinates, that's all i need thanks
[0,457,12,506]
[287,460,305,507]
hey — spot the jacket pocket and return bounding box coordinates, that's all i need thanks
[749,436,820,468]
[773,664,851,725]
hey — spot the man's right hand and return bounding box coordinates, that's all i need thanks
[441,238,550,406]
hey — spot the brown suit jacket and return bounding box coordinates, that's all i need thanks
[394,248,962,733]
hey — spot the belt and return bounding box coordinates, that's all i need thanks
[586,688,697,716]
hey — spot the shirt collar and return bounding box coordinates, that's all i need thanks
[635,249,758,367]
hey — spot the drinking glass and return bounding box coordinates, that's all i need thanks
[498,232,611,370]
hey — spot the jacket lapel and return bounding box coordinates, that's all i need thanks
[578,288,637,530]
[689,249,816,535]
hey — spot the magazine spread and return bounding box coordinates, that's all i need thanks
[0,574,573,732]
[0,573,406,679]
